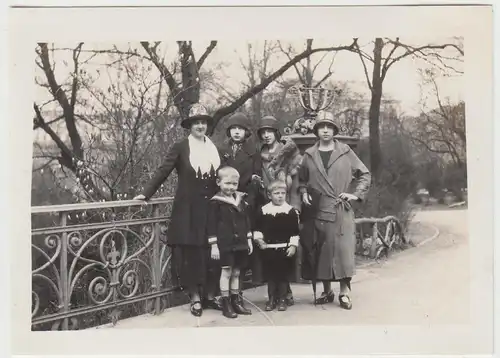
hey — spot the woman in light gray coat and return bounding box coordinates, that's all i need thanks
[298,113,371,310]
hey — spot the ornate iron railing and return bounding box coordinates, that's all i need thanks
[31,198,407,330]
[31,197,183,331]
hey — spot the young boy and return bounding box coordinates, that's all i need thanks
[253,180,300,311]
[207,166,254,318]
[218,112,262,310]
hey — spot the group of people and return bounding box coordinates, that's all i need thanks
[134,104,371,319]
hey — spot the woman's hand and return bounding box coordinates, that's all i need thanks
[211,244,220,260]
[286,245,297,257]
[339,193,358,202]
[302,192,312,206]
[248,239,254,255]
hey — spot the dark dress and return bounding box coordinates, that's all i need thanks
[254,203,300,286]
[142,137,220,290]
[206,192,252,268]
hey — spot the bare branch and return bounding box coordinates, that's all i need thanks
[384,40,463,73]
[351,40,373,90]
[277,41,306,85]
[140,41,178,94]
[70,42,84,109]
[37,43,84,158]
[197,41,217,69]
[315,52,337,87]
[211,39,358,128]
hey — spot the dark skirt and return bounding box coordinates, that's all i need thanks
[262,248,294,282]
[170,245,220,290]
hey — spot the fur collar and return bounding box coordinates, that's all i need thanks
[261,202,294,216]
[211,191,247,209]
[261,137,300,167]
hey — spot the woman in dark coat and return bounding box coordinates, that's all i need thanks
[134,104,221,317]
[298,111,371,310]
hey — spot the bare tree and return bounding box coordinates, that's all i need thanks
[349,37,464,181]
[408,69,466,169]
[140,39,358,134]
[277,39,338,88]
[33,43,172,202]
[239,41,279,120]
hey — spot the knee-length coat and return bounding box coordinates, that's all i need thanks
[142,137,220,247]
[298,140,371,280]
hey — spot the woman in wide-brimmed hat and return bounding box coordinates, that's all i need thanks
[298,110,371,310]
[134,104,222,317]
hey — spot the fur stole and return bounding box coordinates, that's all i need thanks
[261,136,303,184]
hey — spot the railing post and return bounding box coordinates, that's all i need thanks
[369,223,378,259]
[59,212,69,330]
[152,205,161,315]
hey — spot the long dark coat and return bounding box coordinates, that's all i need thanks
[298,140,371,280]
[143,138,220,247]
[219,140,261,211]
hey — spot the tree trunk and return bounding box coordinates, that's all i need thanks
[368,38,384,182]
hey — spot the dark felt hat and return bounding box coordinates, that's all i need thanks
[225,112,252,138]
[257,115,281,139]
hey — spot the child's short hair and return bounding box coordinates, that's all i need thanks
[217,166,240,180]
[267,179,287,194]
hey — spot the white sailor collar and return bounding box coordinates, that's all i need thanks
[210,191,247,209]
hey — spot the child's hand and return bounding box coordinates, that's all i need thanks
[256,239,267,249]
[211,245,220,260]
[286,245,297,257]
[248,239,253,255]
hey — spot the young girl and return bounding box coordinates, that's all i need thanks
[253,180,300,311]
[255,115,302,306]
[207,166,254,318]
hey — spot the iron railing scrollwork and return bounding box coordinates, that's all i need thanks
[31,198,180,331]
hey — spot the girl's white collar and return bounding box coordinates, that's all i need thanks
[261,202,293,216]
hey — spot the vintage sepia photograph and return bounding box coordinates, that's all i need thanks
[6,3,494,356]
[31,37,468,330]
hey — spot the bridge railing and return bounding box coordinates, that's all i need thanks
[31,198,407,330]
[31,198,181,331]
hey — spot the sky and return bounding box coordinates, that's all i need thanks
[34,37,464,140]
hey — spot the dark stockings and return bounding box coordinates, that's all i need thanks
[268,280,288,301]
